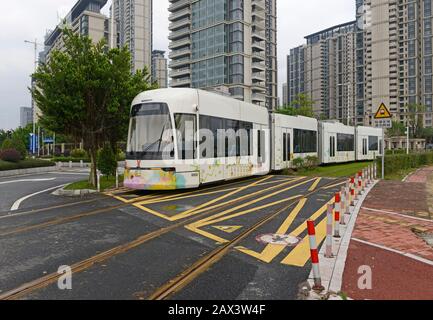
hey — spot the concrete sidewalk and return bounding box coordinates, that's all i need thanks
[341,167,433,300]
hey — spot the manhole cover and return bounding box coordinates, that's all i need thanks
[256,234,301,247]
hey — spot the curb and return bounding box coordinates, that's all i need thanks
[305,180,379,300]
[52,186,97,197]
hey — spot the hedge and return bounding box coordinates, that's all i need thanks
[0,159,56,171]
[377,152,433,176]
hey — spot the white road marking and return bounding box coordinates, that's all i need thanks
[0,178,56,185]
[362,207,433,224]
[352,238,433,267]
[10,184,67,212]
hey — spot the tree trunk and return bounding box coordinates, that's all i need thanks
[89,148,98,188]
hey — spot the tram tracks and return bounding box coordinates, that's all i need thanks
[148,178,346,300]
[0,175,313,300]
[0,175,286,238]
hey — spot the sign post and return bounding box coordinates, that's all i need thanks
[373,103,393,180]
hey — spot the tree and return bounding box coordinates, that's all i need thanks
[386,121,406,138]
[407,103,426,138]
[12,124,33,150]
[97,144,117,177]
[32,29,153,186]
[278,93,315,118]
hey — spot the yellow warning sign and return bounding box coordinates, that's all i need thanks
[213,226,243,233]
[374,103,392,119]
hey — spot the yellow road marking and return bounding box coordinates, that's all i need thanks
[188,177,314,228]
[185,195,302,244]
[323,181,347,190]
[236,198,307,263]
[308,178,322,192]
[213,226,243,233]
[134,176,307,222]
[280,217,327,267]
[112,193,163,204]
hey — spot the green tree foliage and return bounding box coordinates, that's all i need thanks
[12,124,33,150]
[407,104,426,138]
[32,29,154,186]
[1,137,26,160]
[386,121,406,137]
[278,93,315,118]
[97,144,117,177]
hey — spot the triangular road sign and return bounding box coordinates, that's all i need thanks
[374,103,392,119]
[213,226,243,233]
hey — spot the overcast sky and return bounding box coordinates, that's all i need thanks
[0,0,355,130]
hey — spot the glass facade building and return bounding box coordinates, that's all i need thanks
[168,0,278,110]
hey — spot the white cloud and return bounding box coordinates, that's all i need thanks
[0,0,354,130]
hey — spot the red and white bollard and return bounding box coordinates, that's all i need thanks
[307,220,325,292]
[340,186,347,225]
[358,171,363,195]
[350,177,356,206]
[325,204,334,259]
[334,193,341,238]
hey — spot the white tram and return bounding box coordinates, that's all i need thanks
[124,89,270,190]
[124,88,384,190]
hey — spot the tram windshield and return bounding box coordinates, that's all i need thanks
[127,103,173,160]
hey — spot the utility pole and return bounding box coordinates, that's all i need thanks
[24,39,43,156]
[406,126,410,155]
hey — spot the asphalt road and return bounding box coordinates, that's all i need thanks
[0,175,345,300]
[0,171,89,213]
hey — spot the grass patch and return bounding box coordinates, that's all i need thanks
[293,161,373,178]
[64,175,124,191]
[385,168,417,181]
[0,159,56,171]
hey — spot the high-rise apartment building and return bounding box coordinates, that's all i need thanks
[20,107,33,128]
[152,50,168,88]
[44,0,110,62]
[111,0,153,73]
[168,0,278,110]
[287,22,357,124]
[282,83,288,106]
[287,0,433,127]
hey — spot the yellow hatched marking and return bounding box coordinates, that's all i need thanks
[185,195,302,244]
[213,226,243,233]
[134,175,285,221]
[134,176,306,222]
[322,181,347,190]
[308,178,322,192]
[280,217,327,267]
[112,193,162,204]
[235,198,307,263]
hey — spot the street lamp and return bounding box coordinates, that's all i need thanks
[24,39,43,156]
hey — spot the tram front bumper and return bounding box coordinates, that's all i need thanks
[123,168,200,190]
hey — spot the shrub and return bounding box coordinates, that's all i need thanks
[70,149,87,158]
[377,152,433,176]
[292,157,305,169]
[1,138,13,150]
[97,144,117,176]
[304,156,319,169]
[13,138,27,160]
[0,149,21,162]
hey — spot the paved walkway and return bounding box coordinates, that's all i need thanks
[342,167,433,300]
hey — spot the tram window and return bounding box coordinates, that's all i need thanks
[368,136,379,151]
[283,133,287,162]
[294,129,317,154]
[200,115,253,158]
[288,134,291,160]
[330,136,335,158]
[175,114,197,160]
[127,103,173,160]
[363,139,368,155]
[258,130,262,158]
[337,133,355,152]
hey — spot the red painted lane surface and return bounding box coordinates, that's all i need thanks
[342,241,433,300]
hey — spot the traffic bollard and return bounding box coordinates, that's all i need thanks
[69,161,72,169]
[350,177,356,206]
[340,187,347,225]
[325,204,334,259]
[115,168,119,189]
[97,170,101,193]
[307,220,325,292]
[334,193,341,238]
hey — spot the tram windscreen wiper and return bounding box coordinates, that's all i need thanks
[141,119,170,153]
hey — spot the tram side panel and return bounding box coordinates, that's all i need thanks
[355,126,384,161]
[319,122,356,164]
[271,114,319,170]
